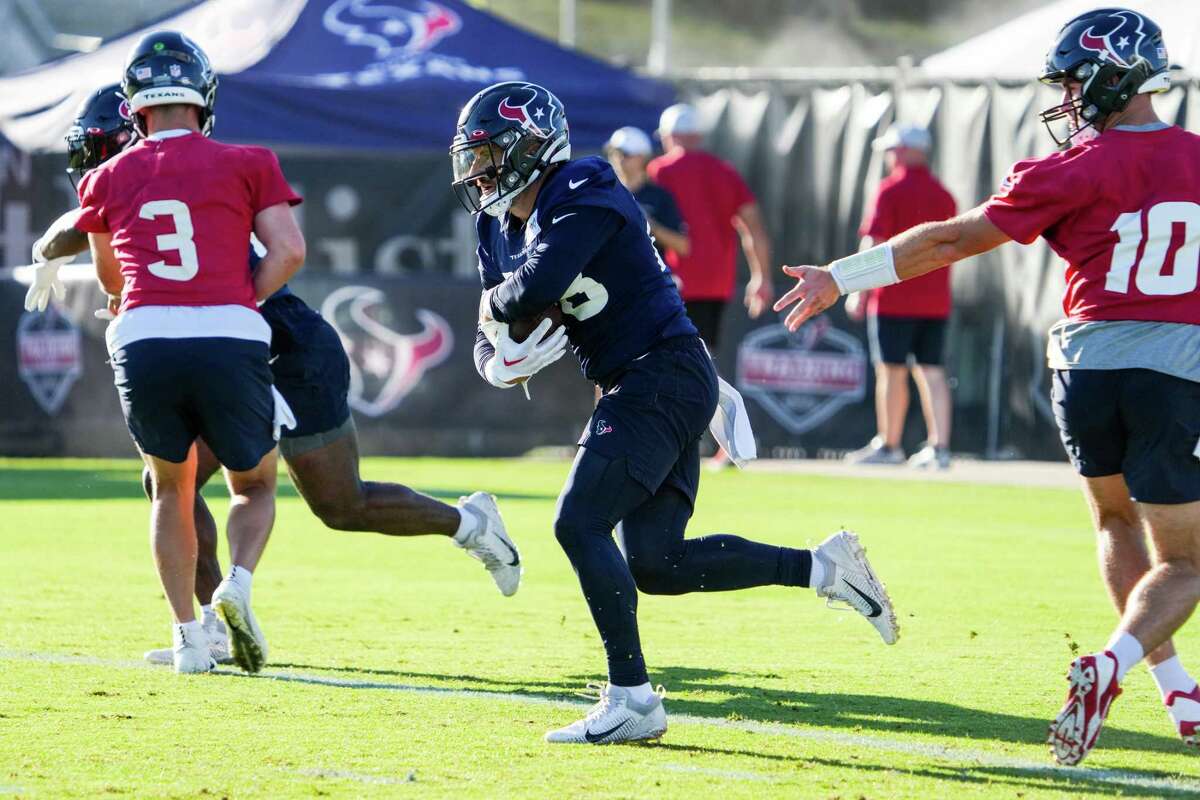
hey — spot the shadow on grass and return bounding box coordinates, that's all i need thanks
[267,661,1188,761]
[653,742,1197,798]
[0,466,555,503]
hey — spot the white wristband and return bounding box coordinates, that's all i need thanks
[829,243,899,295]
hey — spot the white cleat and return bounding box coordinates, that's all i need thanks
[145,614,233,666]
[211,579,268,673]
[172,623,216,675]
[545,683,667,745]
[815,530,899,645]
[456,492,522,597]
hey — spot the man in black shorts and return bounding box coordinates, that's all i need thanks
[844,124,957,469]
[27,82,523,668]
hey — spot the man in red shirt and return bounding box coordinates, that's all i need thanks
[78,31,306,674]
[775,8,1200,765]
[845,124,957,469]
[647,104,773,349]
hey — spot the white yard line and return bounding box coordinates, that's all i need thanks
[4,648,1199,795]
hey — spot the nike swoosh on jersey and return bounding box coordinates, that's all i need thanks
[502,356,527,367]
[844,581,883,618]
[584,719,630,743]
[551,213,577,224]
[568,178,588,189]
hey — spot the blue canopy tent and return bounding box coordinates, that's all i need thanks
[0,0,674,153]
[217,0,674,151]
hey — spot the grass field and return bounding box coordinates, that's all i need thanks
[2,456,1199,798]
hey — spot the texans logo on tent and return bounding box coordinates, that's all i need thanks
[320,285,453,417]
[323,0,461,60]
[1078,9,1146,68]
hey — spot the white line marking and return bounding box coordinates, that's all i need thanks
[290,767,416,785]
[4,649,1199,795]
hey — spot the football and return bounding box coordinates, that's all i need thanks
[508,303,564,344]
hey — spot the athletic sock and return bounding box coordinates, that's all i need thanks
[1105,631,1145,682]
[1150,656,1197,701]
[200,604,216,625]
[809,551,828,591]
[174,619,204,646]
[229,565,253,596]
[617,681,656,705]
[452,507,478,545]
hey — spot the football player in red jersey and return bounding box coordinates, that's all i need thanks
[75,31,306,674]
[774,8,1200,766]
[28,84,523,670]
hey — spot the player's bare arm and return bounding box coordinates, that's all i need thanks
[34,208,88,261]
[734,201,773,317]
[648,218,689,257]
[251,202,306,300]
[773,207,1010,331]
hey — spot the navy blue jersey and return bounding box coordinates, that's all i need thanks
[476,157,696,382]
[247,241,293,301]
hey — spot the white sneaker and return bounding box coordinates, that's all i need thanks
[456,492,522,597]
[814,530,899,645]
[145,615,232,666]
[172,622,216,674]
[907,444,951,470]
[545,683,667,744]
[211,579,268,673]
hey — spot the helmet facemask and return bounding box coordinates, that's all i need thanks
[1039,57,1158,148]
[65,126,134,189]
[451,128,566,218]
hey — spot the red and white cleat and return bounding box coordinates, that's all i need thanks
[1047,651,1122,766]
[1165,684,1200,747]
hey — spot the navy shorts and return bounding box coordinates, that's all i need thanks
[1053,368,1200,504]
[262,294,351,440]
[111,337,276,471]
[582,336,717,506]
[869,315,947,366]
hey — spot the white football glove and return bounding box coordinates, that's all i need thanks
[484,317,569,398]
[23,256,70,312]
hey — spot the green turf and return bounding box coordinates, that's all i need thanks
[1,457,1197,798]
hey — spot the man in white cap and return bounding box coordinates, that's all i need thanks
[843,123,957,469]
[605,126,690,260]
[648,103,773,351]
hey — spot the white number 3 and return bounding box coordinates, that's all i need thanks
[139,199,199,281]
[1105,201,1200,296]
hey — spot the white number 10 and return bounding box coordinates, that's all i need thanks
[139,199,199,281]
[1105,201,1200,296]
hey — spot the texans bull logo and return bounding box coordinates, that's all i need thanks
[1078,9,1147,68]
[321,286,453,417]
[323,0,461,60]
[498,86,548,136]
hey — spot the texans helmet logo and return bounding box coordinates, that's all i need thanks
[498,87,547,136]
[324,0,461,60]
[116,96,131,121]
[1078,9,1146,68]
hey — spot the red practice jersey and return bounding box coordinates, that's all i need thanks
[859,164,957,319]
[983,125,1200,324]
[647,148,755,302]
[76,132,301,313]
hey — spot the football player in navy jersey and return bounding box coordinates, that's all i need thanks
[452,82,900,744]
[26,78,523,670]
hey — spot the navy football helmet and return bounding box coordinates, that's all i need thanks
[122,30,218,137]
[450,82,570,218]
[1038,8,1170,146]
[65,83,135,186]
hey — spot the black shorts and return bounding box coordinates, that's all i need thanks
[684,300,726,350]
[111,337,276,471]
[869,315,947,366]
[262,294,351,440]
[1053,368,1200,504]
[581,336,717,506]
